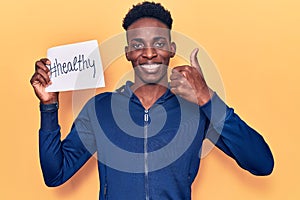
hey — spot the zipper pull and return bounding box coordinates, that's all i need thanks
[104,183,107,197]
[144,110,149,122]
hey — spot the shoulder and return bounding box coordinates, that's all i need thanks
[85,92,113,107]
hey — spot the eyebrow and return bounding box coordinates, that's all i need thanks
[130,37,168,43]
[153,36,168,41]
[130,38,144,43]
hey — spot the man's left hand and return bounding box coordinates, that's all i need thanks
[170,48,213,106]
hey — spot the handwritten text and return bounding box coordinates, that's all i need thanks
[50,54,96,78]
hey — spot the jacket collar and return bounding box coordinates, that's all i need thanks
[116,81,174,105]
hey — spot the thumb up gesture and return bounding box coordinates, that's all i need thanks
[170,48,213,105]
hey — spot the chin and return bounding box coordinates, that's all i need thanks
[141,77,166,85]
[134,67,168,85]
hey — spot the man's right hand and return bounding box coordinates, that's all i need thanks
[30,58,59,104]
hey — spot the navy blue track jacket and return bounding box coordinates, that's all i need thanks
[39,81,274,200]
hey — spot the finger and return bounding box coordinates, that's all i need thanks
[170,69,184,80]
[40,58,51,65]
[190,48,199,68]
[172,66,193,77]
[170,85,182,95]
[35,61,49,72]
[172,65,191,72]
[31,73,48,87]
[190,48,205,75]
[170,87,187,98]
[36,68,51,83]
[181,70,189,78]
[169,79,182,88]
[35,59,50,72]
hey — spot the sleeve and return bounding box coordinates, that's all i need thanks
[201,93,274,175]
[39,101,97,187]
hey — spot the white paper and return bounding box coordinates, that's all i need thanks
[46,40,105,92]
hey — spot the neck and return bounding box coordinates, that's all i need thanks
[131,82,168,110]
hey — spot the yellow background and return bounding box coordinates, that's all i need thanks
[1,0,299,199]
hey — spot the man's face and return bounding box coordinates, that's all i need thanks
[125,18,176,85]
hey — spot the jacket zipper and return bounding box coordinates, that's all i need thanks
[104,182,108,200]
[144,109,150,200]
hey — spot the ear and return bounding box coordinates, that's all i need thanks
[170,42,176,58]
[125,46,130,61]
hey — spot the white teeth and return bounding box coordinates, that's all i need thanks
[140,64,160,69]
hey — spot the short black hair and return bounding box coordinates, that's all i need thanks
[122,1,173,30]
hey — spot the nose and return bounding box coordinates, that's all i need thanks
[142,47,157,59]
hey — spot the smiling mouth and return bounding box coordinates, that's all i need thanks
[139,64,161,70]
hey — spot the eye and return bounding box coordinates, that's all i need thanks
[131,43,144,50]
[153,42,165,48]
